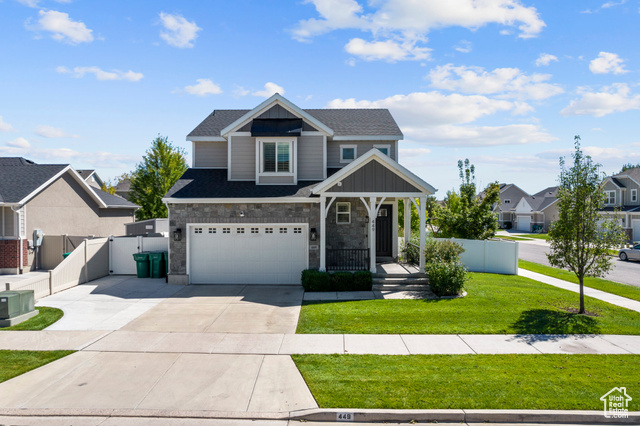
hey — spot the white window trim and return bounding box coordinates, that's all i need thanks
[340,145,357,163]
[632,189,638,203]
[605,190,616,205]
[373,144,391,157]
[258,138,295,177]
[336,202,351,224]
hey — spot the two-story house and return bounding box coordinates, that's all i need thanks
[493,183,559,232]
[163,94,437,285]
[602,167,640,242]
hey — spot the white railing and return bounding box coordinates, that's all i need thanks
[6,238,109,300]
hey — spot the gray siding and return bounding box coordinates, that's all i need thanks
[620,178,640,205]
[327,140,397,168]
[193,141,228,168]
[257,104,297,119]
[258,175,294,184]
[500,185,529,207]
[230,135,255,180]
[327,161,419,193]
[298,135,324,180]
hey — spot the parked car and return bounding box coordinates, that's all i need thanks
[619,244,640,261]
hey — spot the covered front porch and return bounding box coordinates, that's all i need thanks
[311,149,436,274]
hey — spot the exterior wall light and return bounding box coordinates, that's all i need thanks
[173,228,182,241]
[310,228,318,241]
[365,216,369,223]
[240,210,245,217]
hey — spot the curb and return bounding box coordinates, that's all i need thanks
[1,408,638,424]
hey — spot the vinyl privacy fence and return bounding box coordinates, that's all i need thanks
[435,238,519,275]
[109,236,169,275]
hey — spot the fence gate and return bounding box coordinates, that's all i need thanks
[109,236,169,275]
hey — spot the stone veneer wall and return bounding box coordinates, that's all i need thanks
[325,197,368,250]
[168,202,321,277]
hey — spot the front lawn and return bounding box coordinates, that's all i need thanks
[0,307,64,331]
[293,354,640,410]
[0,350,74,384]
[519,260,640,303]
[494,235,532,241]
[524,233,549,240]
[296,273,640,334]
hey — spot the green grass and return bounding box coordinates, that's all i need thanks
[0,350,74,384]
[0,307,63,331]
[524,233,549,240]
[296,273,640,335]
[293,354,640,410]
[519,259,640,303]
[495,235,533,241]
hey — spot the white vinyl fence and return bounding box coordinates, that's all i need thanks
[5,238,109,300]
[109,236,169,275]
[436,238,519,275]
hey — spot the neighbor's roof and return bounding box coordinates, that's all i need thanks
[116,178,131,192]
[76,169,95,180]
[90,187,139,208]
[188,108,403,138]
[614,167,640,185]
[0,157,67,203]
[532,186,559,198]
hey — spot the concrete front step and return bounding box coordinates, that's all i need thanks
[373,284,429,291]
[373,277,427,284]
[373,273,426,278]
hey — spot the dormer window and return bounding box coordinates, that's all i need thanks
[259,139,293,174]
[340,145,357,163]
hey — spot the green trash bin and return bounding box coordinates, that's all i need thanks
[162,252,168,275]
[132,252,150,278]
[62,252,72,259]
[148,252,166,279]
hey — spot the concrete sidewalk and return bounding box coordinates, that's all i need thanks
[519,268,640,312]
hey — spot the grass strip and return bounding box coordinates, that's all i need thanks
[519,259,640,303]
[0,307,64,331]
[297,273,640,335]
[494,235,533,241]
[0,350,74,384]
[293,354,640,410]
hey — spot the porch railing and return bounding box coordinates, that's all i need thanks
[326,248,370,271]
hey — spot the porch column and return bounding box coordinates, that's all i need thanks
[369,196,377,273]
[419,195,426,272]
[403,199,411,245]
[319,196,326,272]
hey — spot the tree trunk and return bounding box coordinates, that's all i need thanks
[579,275,585,314]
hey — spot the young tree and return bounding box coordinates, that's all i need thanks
[398,195,439,235]
[130,135,188,220]
[435,159,500,239]
[547,136,626,314]
[101,173,130,195]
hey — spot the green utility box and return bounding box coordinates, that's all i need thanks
[133,252,150,278]
[148,252,166,278]
[0,290,36,327]
[62,252,72,259]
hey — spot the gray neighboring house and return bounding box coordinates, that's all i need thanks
[0,157,139,274]
[163,94,437,285]
[601,167,640,242]
[115,178,132,200]
[494,183,559,232]
[76,169,105,189]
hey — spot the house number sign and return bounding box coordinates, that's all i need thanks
[336,412,354,421]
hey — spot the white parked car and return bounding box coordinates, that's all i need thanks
[619,244,640,261]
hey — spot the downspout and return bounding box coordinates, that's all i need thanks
[10,205,23,274]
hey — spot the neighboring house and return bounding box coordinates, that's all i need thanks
[0,157,139,274]
[494,183,559,232]
[601,167,640,242]
[115,178,132,200]
[163,94,436,285]
[76,169,105,189]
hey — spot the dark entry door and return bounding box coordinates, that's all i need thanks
[376,205,392,257]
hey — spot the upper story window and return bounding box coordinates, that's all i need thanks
[340,145,357,163]
[262,141,291,173]
[605,190,616,205]
[374,145,391,156]
[632,189,638,203]
[504,199,511,204]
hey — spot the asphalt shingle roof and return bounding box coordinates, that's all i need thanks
[91,188,139,208]
[187,108,403,138]
[0,158,67,203]
[614,167,640,184]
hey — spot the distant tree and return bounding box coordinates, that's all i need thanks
[547,136,626,314]
[398,196,438,234]
[619,163,640,173]
[434,159,500,239]
[129,135,188,220]
[101,173,130,195]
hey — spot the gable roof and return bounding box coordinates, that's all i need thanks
[90,187,139,209]
[187,94,403,140]
[613,167,640,188]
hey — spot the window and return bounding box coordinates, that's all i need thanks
[336,202,351,224]
[223,228,231,234]
[279,227,288,234]
[293,227,302,234]
[605,191,616,205]
[340,145,357,163]
[632,189,638,203]
[237,228,245,234]
[194,228,203,234]
[208,228,216,234]
[265,227,273,234]
[374,145,391,156]
[504,199,511,204]
[377,208,388,217]
[251,227,259,234]
[262,141,291,173]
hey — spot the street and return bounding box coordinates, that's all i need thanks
[518,241,640,288]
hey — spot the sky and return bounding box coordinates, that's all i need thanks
[1,0,639,197]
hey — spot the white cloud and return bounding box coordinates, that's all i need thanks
[159,12,201,48]
[426,64,563,100]
[6,137,30,148]
[345,38,431,62]
[0,144,139,168]
[399,148,432,156]
[0,116,15,132]
[561,83,640,117]
[535,53,558,66]
[28,10,93,44]
[35,125,78,138]
[16,0,72,7]
[454,40,472,53]
[404,123,557,146]
[57,66,143,82]
[589,51,628,74]
[182,79,222,96]
[252,82,285,98]
[233,85,250,97]
[602,0,626,8]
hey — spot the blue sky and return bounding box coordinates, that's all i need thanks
[1,0,639,196]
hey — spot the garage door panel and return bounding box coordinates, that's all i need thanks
[517,216,531,232]
[189,224,307,284]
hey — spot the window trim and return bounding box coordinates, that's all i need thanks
[373,144,391,157]
[340,145,357,163]
[336,202,351,224]
[605,190,616,205]
[631,189,638,203]
[258,138,294,176]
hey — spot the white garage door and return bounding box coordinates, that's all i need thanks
[517,216,531,232]
[188,224,308,284]
[633,220,640,242]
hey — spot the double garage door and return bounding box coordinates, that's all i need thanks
[188,224,308,284]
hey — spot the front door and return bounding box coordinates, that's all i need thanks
[376,205,392,257]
